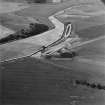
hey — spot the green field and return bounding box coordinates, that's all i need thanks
[2,52,105,105]
[1,0,105,105]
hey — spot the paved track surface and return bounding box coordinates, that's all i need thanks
[1,35,105,105]
[0,15,64,62]
[1,32,105,105]
[51,36,105,75]
[1,1,105,105]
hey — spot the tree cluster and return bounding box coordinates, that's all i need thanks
[27,0,47,3]
[0,23,49,44]
[75,80,105,90]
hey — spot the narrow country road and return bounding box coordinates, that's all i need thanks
[1,2,105,62]
[0,14,65,62]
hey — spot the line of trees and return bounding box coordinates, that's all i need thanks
[3,0,47,3]
[26,0,47,3]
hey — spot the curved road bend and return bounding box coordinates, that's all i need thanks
[0,15,64,62]
[1,3,105,62]
[21,15,64,46]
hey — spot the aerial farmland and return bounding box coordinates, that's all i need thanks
[1,0,105,105]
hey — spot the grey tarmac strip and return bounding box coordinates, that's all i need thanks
[1,3,105,63]
[1,35,105,63]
